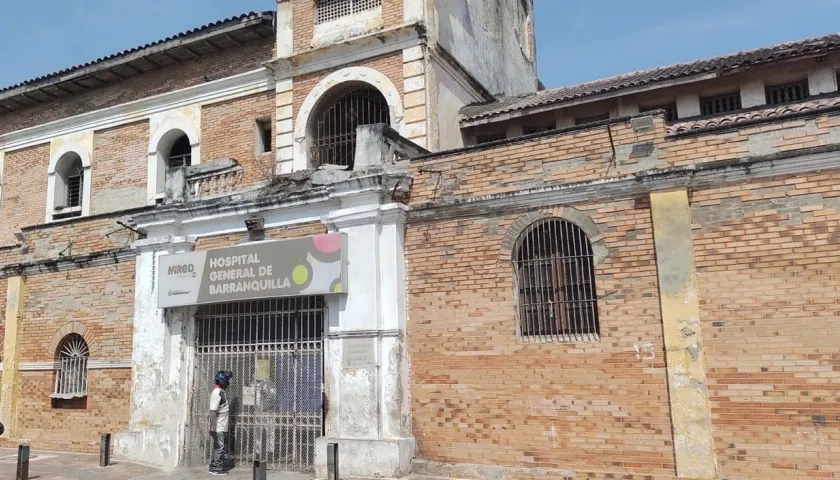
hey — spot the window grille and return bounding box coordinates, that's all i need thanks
[476,132,507,144]
[765,80,810,105]
[640,103,678,122]
[700,92,742,115]
[316,0,382,24]
[52,334,89,399]
[311,86,390,170]
[513,219,599,342]
[168,135,192,169]
[66,168,83,208]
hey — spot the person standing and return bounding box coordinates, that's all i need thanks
[208,370,233,476]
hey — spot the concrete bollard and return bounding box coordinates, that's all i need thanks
[100,433,111,467]
[327,442,339,480]
[16,445,29,480]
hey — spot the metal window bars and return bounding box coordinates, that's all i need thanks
[514,219,600,342]
[700,92,742,116]
[766,80,810,105]
[311,87,390,170]
[168,135,193,168]
[52,334,89,399]
[168,153,192,169]
[66,172,83,208]
[316,0,382,24]
[187,297,325,472]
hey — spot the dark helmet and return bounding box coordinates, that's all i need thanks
[0,421,4,436]
[214,370,233,388]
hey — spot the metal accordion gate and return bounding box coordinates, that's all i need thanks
[186,297,325,472]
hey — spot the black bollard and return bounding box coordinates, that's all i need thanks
[252,454,267,480]
[100,433,111,467]
[327,442,339,480]
[16,445,29,480]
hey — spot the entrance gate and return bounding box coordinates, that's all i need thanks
[186,297,324,472]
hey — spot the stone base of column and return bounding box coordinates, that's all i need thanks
[314,436,415,479]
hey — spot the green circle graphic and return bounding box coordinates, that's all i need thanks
[292,265,309,285]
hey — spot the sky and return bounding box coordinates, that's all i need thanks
[1,0,839,91]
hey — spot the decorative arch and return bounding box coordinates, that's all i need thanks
[147,114,202,204]
[503,206,607,342]
[293,66,405,171]
[46,143,92,221]
[48,321,94,358]
[499,206,609,265]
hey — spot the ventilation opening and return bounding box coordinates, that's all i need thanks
[256,119,273,154]
[316,0,382,24]
[575,113,609,125]
[168,135,192,169]
[766,80,810,105]
[700,92,742,115]
[523,125,554,135]
[310,85,390,170]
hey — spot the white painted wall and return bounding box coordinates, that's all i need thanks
[809,66,838,95]
[740,79,766,108]
[276,0,294,58]
[677,93,701,118]
[428,57,482,150]
[114,238,197,470]
[432,0,538,96]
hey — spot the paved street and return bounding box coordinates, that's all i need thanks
[0,448,314,480]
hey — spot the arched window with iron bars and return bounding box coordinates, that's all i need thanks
[310,85,390,171]
[52,333,90,398]
[513,219,600,342]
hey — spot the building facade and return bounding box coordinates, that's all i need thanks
[0,2,837,480]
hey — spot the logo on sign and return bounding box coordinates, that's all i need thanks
[168,264,197,278]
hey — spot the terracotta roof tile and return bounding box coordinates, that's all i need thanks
[462,32,840,122]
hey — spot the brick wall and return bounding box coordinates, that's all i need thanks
[406,198,675,476]
[293,0,403,53]
[91,121,150,214]
[0,38,274,136]
[201,92,275,188]
[691,175,840,479]
[0,143,50,244]
[1,260,135,453]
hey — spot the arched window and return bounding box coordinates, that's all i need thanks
[53,152,85,220]
[310,85,390,170]
[52,334,90,399]
[168,134,192,168]
[513,219,599,341]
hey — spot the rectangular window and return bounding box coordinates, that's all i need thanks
[765,80,810,105]
[575,113,609,125]
[316,0,382,24]
[700,92,742,115]
[256,119,272,154]
[640,103,678,122]
[475,132,507,144]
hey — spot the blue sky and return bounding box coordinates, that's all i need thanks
[1,0,839,90]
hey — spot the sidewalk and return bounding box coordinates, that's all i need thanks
[0,448,314,480]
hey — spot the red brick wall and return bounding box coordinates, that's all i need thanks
[691,175,840,479]
[201,92,275,188]
[0,38,274,136]
[0,143,50,244]
[91,120,150,214]
[406,198,675,476]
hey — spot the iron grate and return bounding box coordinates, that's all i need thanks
[700,91,742,116]
[316,0,382,24]
[513,219,600,342]
[188,297,325,472]
[766,80,810,105]
[311,86,389,170]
